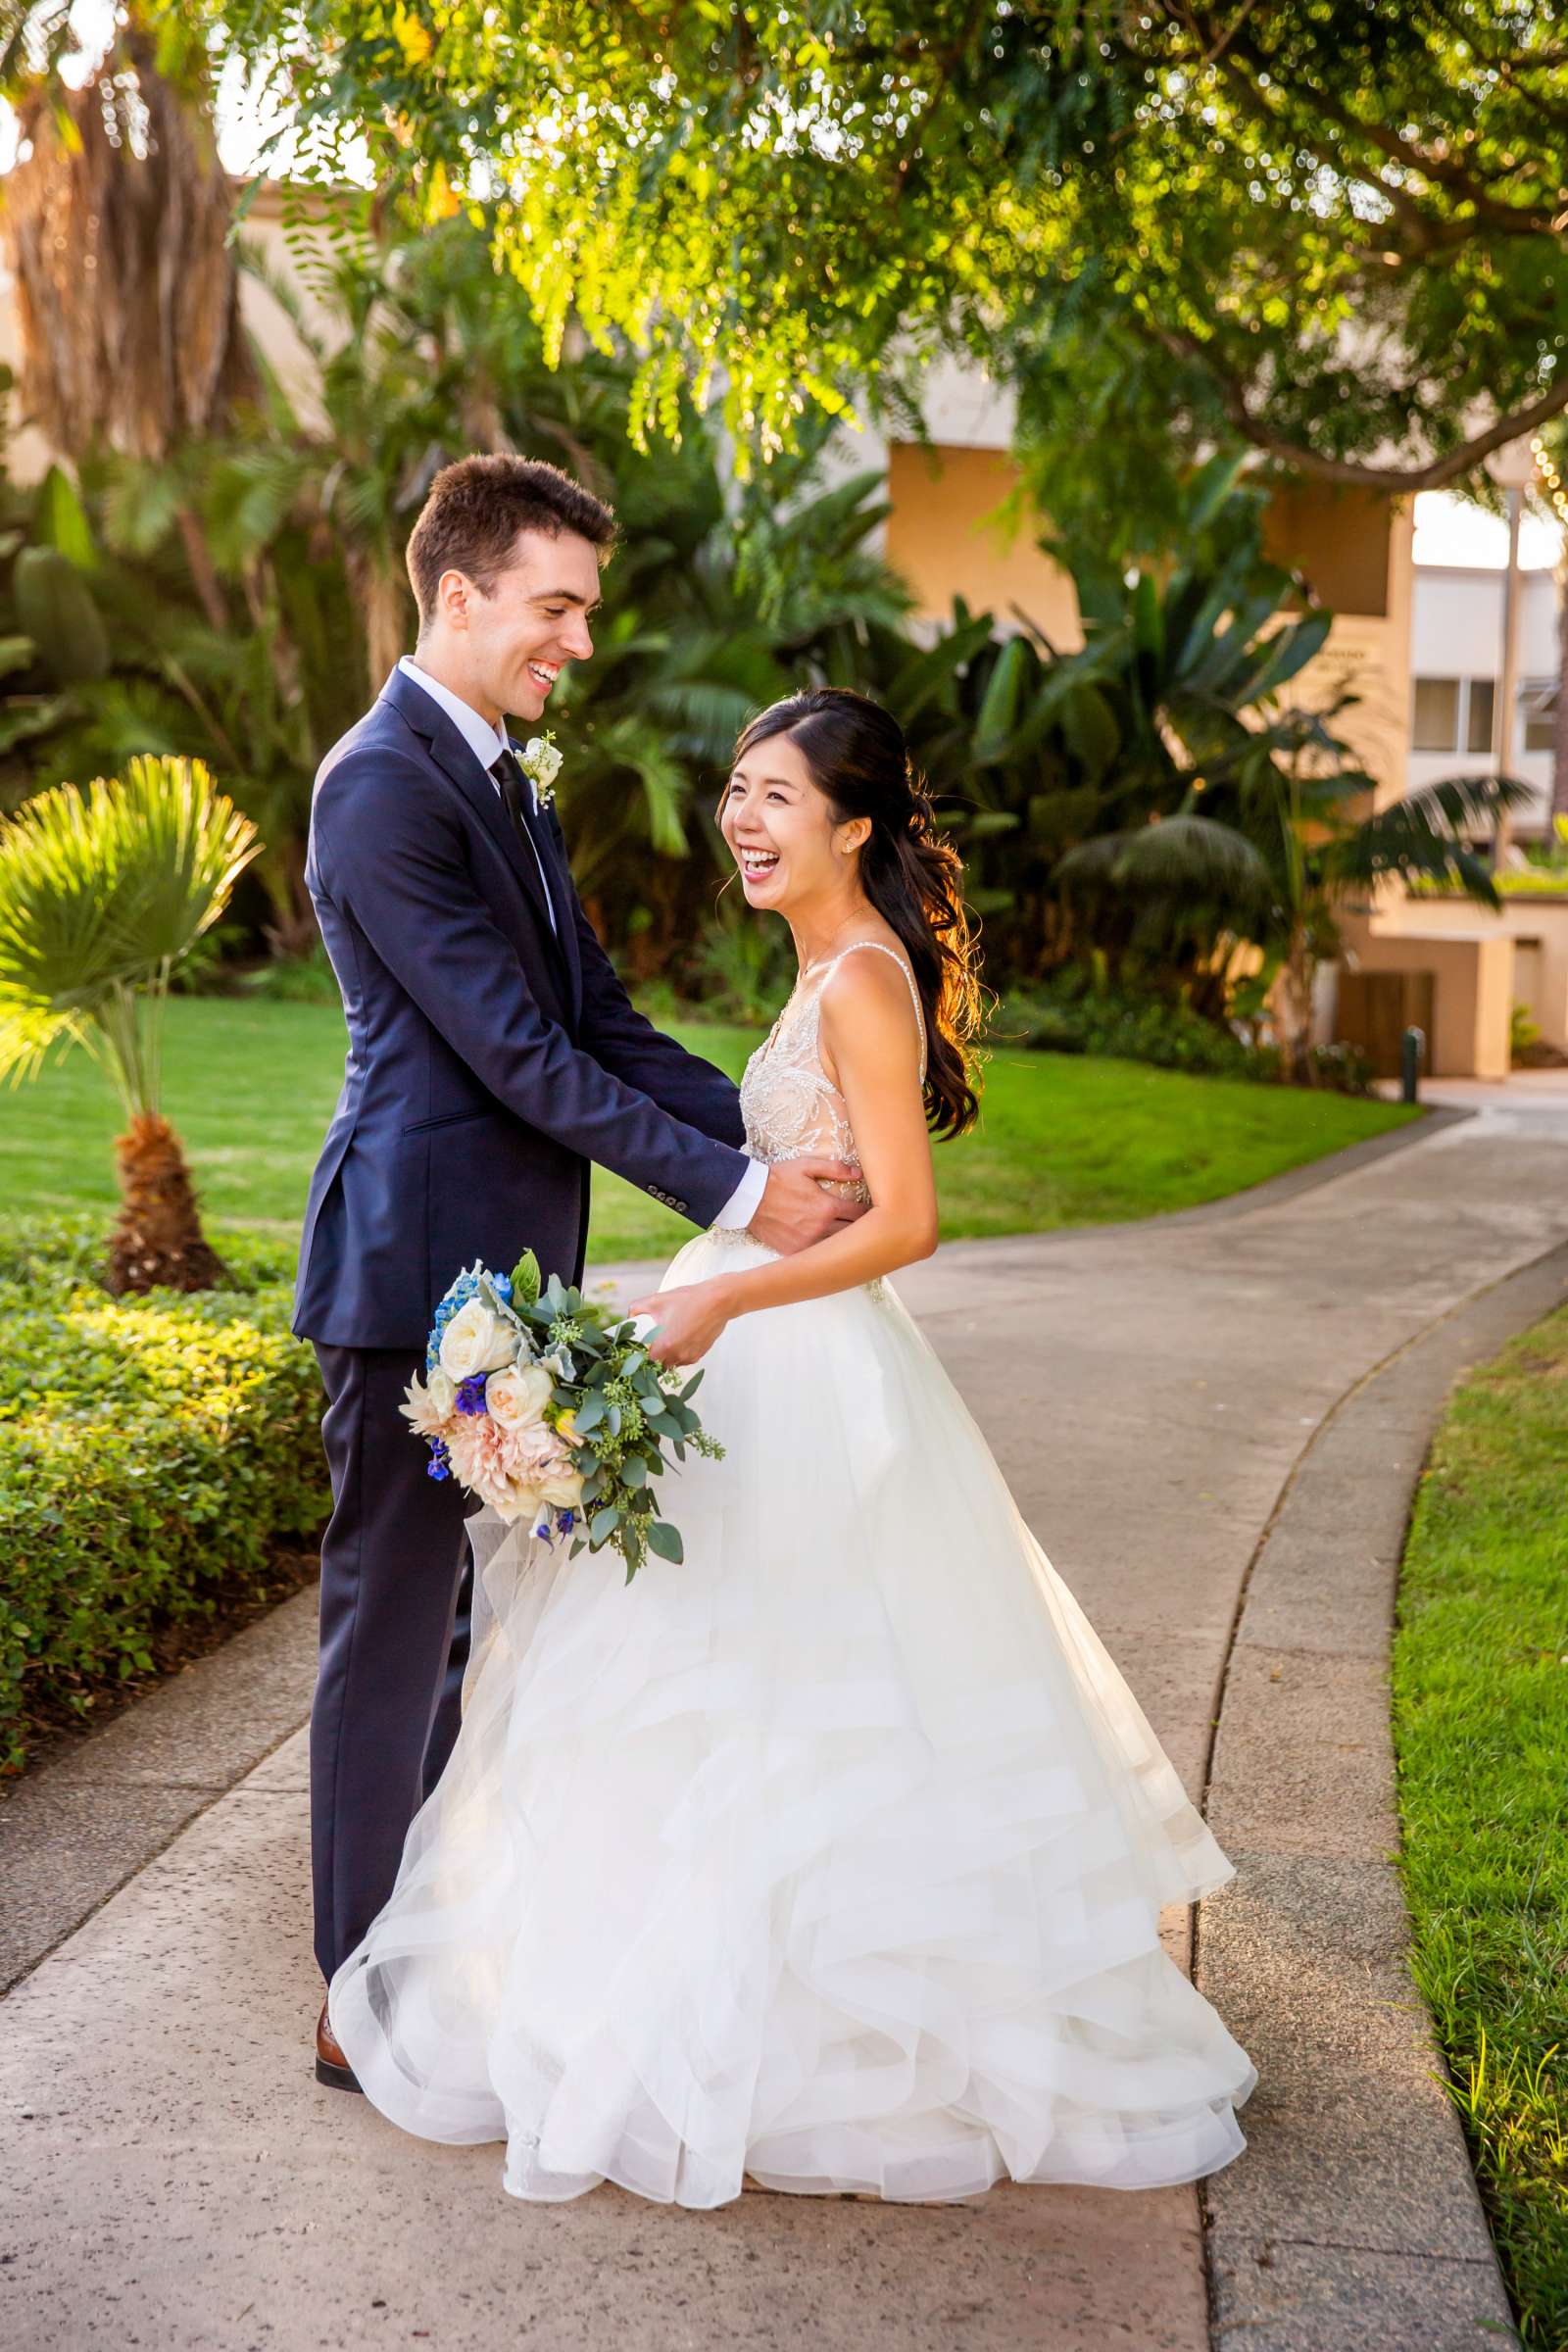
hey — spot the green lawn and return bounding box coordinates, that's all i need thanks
[1394,1309,1568,2345]
[0,997,1417,1260]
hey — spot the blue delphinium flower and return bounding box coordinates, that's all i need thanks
[557,1509,576,1536]
[454,1374,489,1416]
[426,1440,452,1482]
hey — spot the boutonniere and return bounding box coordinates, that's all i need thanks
[518,732,564,808]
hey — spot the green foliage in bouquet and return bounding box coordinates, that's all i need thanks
[513,1258,721,1582]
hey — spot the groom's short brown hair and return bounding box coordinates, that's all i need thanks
[407,455,617,625]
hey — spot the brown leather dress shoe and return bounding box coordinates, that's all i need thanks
[315,1997,363,2093]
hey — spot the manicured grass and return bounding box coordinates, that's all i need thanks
[1394,1309,1568,2345]
[0,997,1418,1262]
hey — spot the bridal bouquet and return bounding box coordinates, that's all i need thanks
[401,1252,720,1579]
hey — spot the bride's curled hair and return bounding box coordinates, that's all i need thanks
[732,688,984,1138]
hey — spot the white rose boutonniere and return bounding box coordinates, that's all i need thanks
[518,732,564,808]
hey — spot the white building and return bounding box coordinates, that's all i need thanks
[1407,496,1562,836]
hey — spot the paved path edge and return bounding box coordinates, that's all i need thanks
[1196,1235,1568,2351]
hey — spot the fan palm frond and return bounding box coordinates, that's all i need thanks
[1055,812,1274,903]
[0,756,260,1095]
[1330,771,1535,904]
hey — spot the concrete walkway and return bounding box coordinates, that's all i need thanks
[5,1092,1568,2352]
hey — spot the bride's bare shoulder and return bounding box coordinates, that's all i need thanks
[816,942,922,1069]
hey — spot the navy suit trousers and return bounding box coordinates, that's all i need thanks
[311,1343,474,1983]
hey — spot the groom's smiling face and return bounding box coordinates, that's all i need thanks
[442,527,604,725]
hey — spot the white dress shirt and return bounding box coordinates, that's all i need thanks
[396,656,765,1232]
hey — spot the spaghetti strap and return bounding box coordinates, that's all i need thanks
[817,941,927,1081]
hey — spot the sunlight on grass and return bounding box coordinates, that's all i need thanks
[1394,1307,1568,2344]
[0,996,1418,1262]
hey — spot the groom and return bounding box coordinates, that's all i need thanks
[295,454,860,2086]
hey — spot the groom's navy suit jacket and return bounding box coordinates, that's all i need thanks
[294,665,748,1350]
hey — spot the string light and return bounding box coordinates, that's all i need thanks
[1530,432,1568,528]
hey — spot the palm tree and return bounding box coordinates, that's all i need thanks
[0,755,260,1290]
[0,11,258,628]
[1057,762,1531,1080]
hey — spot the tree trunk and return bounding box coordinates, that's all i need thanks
[175,507,230,633]
[104,1112,226,1294]
[1273,925,1316,1085]
[348,551,415,695]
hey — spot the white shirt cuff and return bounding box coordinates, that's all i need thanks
[711,1154,768,1231]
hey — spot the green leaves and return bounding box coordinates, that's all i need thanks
[0,757,260,1106]
[196,0,1568,494]
[13,548,110,685]
[0,1212,326,1776]
[510,1248,541,1306]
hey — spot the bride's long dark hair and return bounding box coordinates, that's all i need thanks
[732,688,984,1138]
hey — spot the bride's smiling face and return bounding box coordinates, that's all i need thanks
[720,732,865,914]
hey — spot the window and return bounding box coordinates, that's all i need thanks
[1412,677,1459,752]
[1411,676,1500,757]
[1521,682,1558,755]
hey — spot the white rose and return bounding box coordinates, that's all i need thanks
[438,1298,518,1382]
[485,1361,554,1434]
[426,1367,456,1419]
[522,736,564,789]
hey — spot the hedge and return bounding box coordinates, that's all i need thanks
[0,1216,326,1775]
[996,981,1377,1094]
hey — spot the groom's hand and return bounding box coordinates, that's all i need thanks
[749,1159,867,1255]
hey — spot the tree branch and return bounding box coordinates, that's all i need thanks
[1158,6,1562,237]
[1144,321,1568,489]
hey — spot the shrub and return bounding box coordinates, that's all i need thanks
[0,1216,326,1775]
[993,979,1375,1095]
[995,981,1263,1078]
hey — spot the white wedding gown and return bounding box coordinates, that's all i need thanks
[330,944,1254,2205]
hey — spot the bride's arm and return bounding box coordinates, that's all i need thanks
[629,955,937,1363]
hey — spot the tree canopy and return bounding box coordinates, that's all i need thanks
[186,0,1567,486]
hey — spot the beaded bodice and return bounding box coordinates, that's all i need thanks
[738,941,927,1201]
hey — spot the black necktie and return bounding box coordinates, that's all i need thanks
[491,746,534,846]
[490,748,559,935]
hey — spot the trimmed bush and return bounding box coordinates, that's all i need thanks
[0,1216,326,1775]
[995,982,1376,1096]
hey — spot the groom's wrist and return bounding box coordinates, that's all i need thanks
[711,1153,767,1232]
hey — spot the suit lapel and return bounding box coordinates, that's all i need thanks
[509,744,584,1027]
[380,668,558,943]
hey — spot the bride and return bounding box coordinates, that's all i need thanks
[328,686,1254,2206]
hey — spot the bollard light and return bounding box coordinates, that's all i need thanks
[1401,1025,1426,1104]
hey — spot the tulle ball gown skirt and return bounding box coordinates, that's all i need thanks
[330,1234,1254,2205]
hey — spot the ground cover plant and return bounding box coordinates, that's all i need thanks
[0,998,1419,1261]
[1394,1308,1568,2344]
[0,1217,326,1775]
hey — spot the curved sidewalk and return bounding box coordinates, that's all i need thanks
[3,1092,1565,2351]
